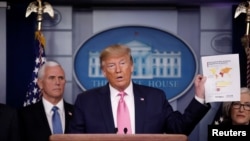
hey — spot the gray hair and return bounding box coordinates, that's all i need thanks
[37,61,61,79]
[222,87,250,118]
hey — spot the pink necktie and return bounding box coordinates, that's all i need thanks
[117,91,132,134]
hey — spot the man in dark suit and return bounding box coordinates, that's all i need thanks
[18,61,73,141]
[68,44,210,135]
[0,103,20,141]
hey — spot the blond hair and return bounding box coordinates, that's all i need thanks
[99,44,133,68]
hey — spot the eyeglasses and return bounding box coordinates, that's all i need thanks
[232,102,250,111]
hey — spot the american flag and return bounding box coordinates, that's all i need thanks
[23,31,46,107]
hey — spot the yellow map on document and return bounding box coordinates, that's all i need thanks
[209,67,232,91]
[201,54,240,103]
[209,67,232,79]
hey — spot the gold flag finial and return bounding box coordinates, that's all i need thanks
[234,1,250,35]
[25,0,54,31]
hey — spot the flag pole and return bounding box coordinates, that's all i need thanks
[235,1,250,88]
[23,0,54,106]
[25,0,54,49]
[25,0,54,31]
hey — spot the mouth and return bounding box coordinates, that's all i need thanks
[236,114,246,118]
[116,76,123,81]
[53,88,61,91]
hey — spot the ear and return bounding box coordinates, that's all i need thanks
[102,69,106,77]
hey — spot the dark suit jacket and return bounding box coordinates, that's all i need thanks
[18,100,73,141]
[0,103,20,141]
[68,83,210,135]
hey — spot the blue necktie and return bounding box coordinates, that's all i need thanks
[52,106,63,134]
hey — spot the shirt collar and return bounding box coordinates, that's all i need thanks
[42,97,64,114]
[109,81,133,98]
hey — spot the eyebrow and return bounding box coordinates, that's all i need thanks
[106,59,126,64]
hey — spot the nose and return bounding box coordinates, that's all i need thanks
[239,105,245,112]
[55,78,60,85]
[115,64,121,73]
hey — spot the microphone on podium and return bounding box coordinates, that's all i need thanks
[123,128,128,134]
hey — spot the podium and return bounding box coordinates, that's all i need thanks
[50,134,188,141]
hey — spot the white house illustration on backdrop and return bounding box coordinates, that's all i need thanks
[88,40,181,79]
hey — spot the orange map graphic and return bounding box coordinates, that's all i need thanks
[209,67,232,78]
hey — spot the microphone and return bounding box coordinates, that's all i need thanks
[123,128,128,134]
[114,128,118,133]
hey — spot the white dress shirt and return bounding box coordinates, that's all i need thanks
[42,98,65,133]
[110,81,135,134]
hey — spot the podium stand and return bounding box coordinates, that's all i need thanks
[50,134,188,141]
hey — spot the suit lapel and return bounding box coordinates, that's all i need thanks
[95,84,147,133]
[37,100,53,134]
[64,101,73,133]
[133,84,146,133]
[97,84,116,133]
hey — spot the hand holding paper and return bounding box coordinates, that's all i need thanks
[194,74,207,99]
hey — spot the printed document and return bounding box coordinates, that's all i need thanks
[201,54,240,103]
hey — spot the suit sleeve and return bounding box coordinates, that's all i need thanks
[164,98,210,135]
[67,94,86,133]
